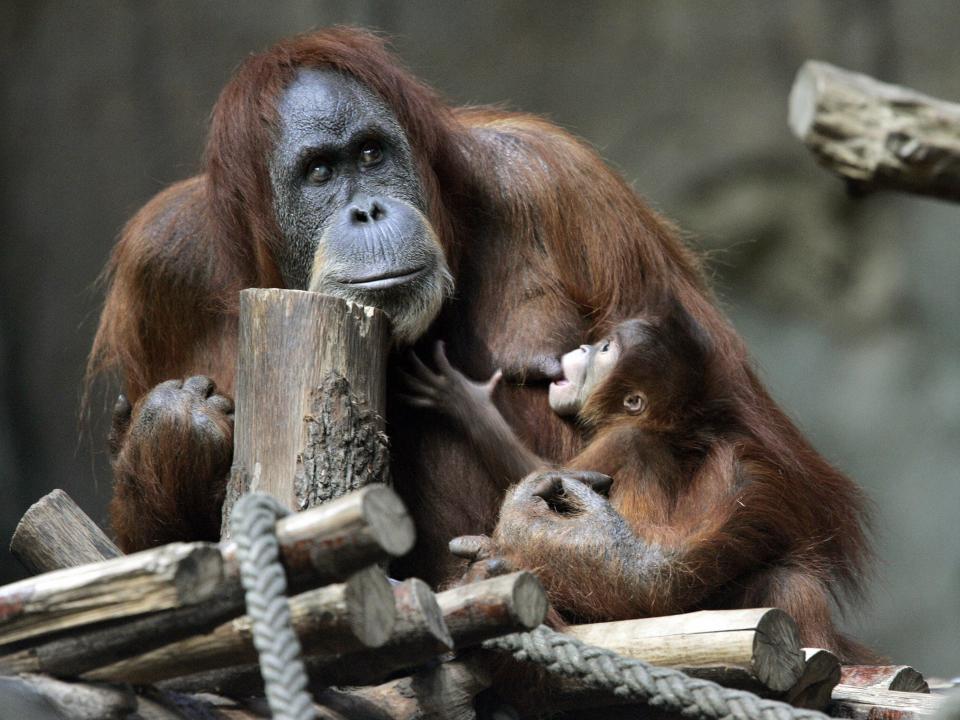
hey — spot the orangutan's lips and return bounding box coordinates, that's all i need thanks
[340,266,426,290]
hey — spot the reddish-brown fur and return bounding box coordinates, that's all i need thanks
[482,309,870,658]
[90,28,870,656]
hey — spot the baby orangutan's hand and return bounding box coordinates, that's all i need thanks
[401,341,502,426]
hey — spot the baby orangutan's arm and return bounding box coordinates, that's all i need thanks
[402,342,545,485]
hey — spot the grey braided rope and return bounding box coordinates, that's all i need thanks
[231,492,315,720]
[483,625,832,720]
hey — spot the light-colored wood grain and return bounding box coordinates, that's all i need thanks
[567,608,804,693]
[830,684,943,719]
[10,490,121,574]
[0,542,222,647]
[222,290,389,533]
[790,60,960,202]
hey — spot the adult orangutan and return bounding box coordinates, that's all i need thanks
[405,302,870,657]
[90,28,870,657]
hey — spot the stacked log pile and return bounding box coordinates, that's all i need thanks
[1,283,950,718]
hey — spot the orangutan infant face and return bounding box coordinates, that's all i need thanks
[548,337,621,416]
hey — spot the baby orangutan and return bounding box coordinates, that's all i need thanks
[405,303,870,658]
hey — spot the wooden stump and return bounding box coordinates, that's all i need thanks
[221,289,390,535]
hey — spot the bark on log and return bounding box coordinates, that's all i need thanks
[565,608,805,693]
[83,566,396,684]
[312,658,492,720]
[435,571,548,648]
[786,648,842,710]
[789,60,960,202]
[830,685,943,720]
[0,542,223,647]
[841,665,930,693]
[220,483,415,588]
[10,490,121,575]
[222,289,390,534]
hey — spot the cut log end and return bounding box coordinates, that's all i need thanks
[753,608,805,693]
[363,484,416,557]
[788,61,819,140]
[407,578,454,651]
[511,572,549,630]
[345,566,396,648]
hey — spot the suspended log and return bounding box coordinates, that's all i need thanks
[829,685,943,720]
[221,290,390,533]
[840,664,929,693]
[9,490,121,575]
[789,60,960,203]
[0,542,222,648]
[83,566,396,684]
[566,608,805,693]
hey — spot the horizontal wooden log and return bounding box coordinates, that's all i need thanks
[83,565,396,684]
[565,608,805,693]
[220,483,415,588]
[312,657,492,720]
[437,571,547,648]
[786,648,841,710]
[161,573,543,695]
[789,60,960,202]
[0,594,240,678]
[0,542,223,648]
[10,490,121,575]
[0,674,136,720]
[830,685,943,720]
[841,664,929,693]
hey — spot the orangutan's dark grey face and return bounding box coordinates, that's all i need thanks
[269,68,452,343]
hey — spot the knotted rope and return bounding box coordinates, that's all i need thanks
[230,492,315,720]
[483,626,831,720]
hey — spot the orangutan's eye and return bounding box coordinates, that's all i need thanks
[623,393,646,414]
[601,342,611,353]
[306,159,333,184]
[359,140,384,167]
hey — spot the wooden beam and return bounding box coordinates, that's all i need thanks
[841,665,929,693]
[220,483,416,588]
[789,60,960,203]
[829,685,943,720]
[10,490,121,575]
[83,565,396,684]
[0,542,222,647]
[222,290,390,530]
[565,608,805,693]
[160,573,546,695]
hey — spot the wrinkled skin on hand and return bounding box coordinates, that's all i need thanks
[109,376,234,550]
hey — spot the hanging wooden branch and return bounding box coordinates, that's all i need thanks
[790,60,960,202]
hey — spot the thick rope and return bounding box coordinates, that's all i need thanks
[231,492,315,720]
[483,625,832,720]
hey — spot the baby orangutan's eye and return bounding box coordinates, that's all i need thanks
[623,393,646,414]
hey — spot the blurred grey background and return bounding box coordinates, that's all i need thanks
[1,0,958,676]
